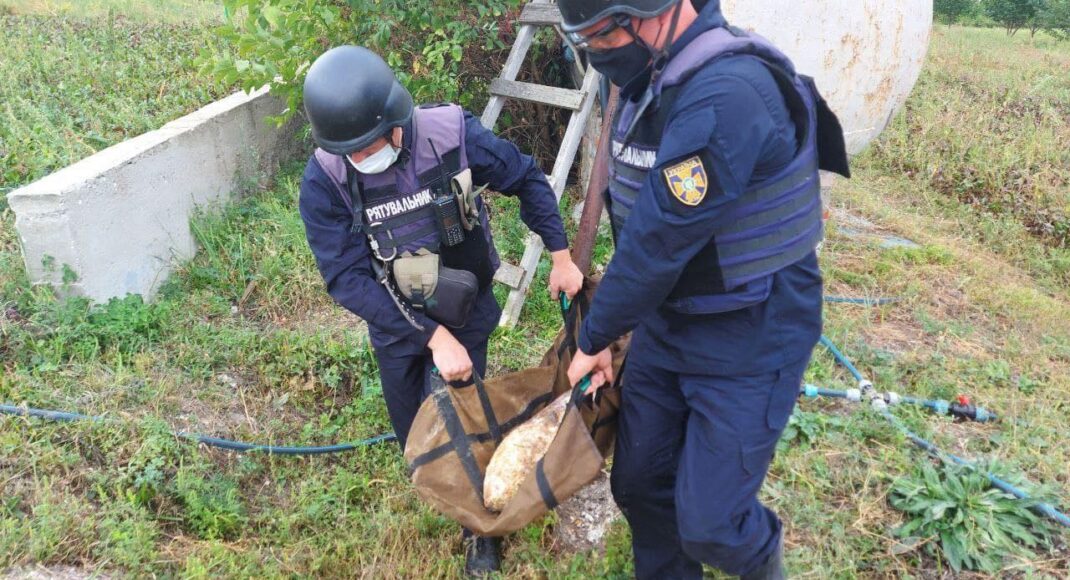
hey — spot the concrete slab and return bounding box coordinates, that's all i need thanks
[8,87,305,302]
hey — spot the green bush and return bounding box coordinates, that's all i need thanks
[889,461,1056,573]
[3,292,174,372]
[173,470,248,541]
[200,0,521,126]
[935,0,977,25]
[95,503,159,570]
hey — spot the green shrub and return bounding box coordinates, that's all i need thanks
[119,420,185,508]
[173,470,248,541]
[200,0,521,126]
[889,461,1056,573]
[10,293,173,371]
[95,503,159,570]
[778,410,843,452]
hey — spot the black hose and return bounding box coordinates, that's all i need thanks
[0,404,396,455]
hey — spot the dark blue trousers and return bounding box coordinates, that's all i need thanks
[611,333,809,578]
[374,339,489,451]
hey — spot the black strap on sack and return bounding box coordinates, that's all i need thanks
[409,391,554,470]
[556,290,589,360]
[471,372,503,445]
[430,370,485,502]
[534,457,558,510]
[590,355,628,439]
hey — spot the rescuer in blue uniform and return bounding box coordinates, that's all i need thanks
[560,0,849,578]
[297,46,583,577]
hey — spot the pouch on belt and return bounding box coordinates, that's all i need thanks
[392,250,479,329]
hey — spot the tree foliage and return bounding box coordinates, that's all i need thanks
[984,0,1039,35]
[935,0,978,25]
[198,0,522,125]
[1040,0,1070,39]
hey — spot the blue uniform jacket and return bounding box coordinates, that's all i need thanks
[300,111,569,356]
[578,0,823,375]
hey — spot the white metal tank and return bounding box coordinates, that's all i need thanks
[721,0,933,154]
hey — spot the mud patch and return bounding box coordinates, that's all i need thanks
[552,471,621,555]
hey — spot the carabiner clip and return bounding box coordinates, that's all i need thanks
[368,222,398,262]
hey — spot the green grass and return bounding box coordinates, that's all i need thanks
[0,8,227,190]
[0,0,222,23]
[2,21,1070,578]
[869,26,1070,272]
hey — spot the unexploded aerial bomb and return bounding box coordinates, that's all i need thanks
[483,391,571,511]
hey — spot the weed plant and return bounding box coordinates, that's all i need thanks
[890,461,1057,573]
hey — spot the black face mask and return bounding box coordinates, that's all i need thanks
[587,41,653,93]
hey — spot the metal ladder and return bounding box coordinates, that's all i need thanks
[483,0,600,327]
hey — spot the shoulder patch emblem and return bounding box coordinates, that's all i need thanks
[663,156,708,207]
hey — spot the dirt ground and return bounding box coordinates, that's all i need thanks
[552,471,622,555]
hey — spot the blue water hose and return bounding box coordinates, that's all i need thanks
[882,408,1070,528]
[819,335,866,382]
[818,335,995,422]
[805,335,1070,529]
[0,404,396,455]
[799,385,1070,527]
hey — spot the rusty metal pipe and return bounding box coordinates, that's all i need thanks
[571,84,618,276]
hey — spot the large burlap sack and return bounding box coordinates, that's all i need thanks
[403,285,627,537]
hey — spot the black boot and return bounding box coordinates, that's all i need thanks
[462,530,501,578]
[740,537,785,580]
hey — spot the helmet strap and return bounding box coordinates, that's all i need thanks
[619,1,685,144]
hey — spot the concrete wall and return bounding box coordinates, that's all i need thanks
[8,87,305,302]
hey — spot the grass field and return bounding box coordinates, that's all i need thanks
[2,15,1070,579]
[0,1,225,191]
[0,0,221,23]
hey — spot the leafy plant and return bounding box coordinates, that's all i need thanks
[199,0,521,126]
[119,419,185,508]
[11,293,173,370]
[173,470,248,541]
[983,0,1044,36]
[778,410,842,452]
[889,461,1056,573]
[1041,0,1070,38]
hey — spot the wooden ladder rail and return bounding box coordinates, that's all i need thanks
[482,0,601,327]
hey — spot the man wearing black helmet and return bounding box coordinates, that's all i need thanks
[560,0,849,578]
[297,45,583,576]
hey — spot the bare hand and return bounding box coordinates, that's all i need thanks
[548,250,584,300]
[428,326,473,382]
[567,347,614,395]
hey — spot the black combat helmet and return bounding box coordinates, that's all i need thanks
[303,46,414,155]
[558,0,678,32]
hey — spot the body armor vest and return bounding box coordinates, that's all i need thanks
[314,104,499,271]
[607,27,825,314]
[314,104,499,328]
